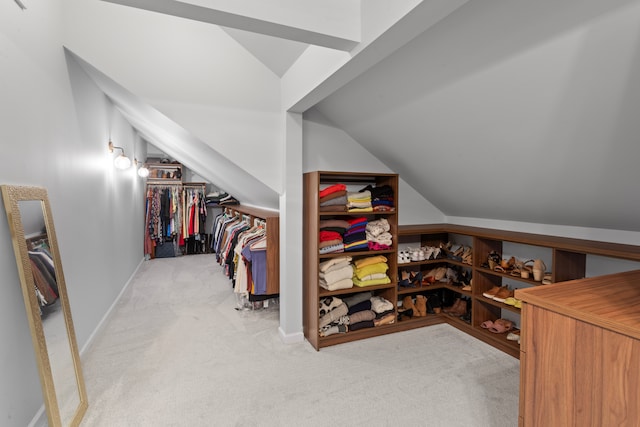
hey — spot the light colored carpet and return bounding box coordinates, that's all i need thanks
[80,254,520,427]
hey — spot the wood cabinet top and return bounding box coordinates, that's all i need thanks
[515,270,640,340]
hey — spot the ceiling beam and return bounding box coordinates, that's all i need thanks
[284,0,470,112]
[100,0,359,51]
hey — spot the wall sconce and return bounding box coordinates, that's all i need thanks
[108,141,131,170]
[135,159,150,178]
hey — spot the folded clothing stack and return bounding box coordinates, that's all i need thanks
[205,191,228,206]
[218,193,239,205]
[367,184,395,212]
[352,255,390,287]
[319,184,347,212]
[366,218,392,251]
[319,229,344,255]
[318,256,353,291]
[319,219,350,235]
[319,293,395,337]
[344,217,369,252]
[347,190,372,213]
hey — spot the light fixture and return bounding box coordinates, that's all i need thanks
[135,159,150,178]
[108,141,131,170]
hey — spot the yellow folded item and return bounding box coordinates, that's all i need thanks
[352,275,391,287]
[354,255,388,269]
[347,207,373,213]
[359,273,388,281]
[354,262,388,280]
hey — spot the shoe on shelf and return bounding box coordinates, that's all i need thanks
[398,251,411,264]
[450,298,468,317]
[504,297,521,306]
[443,298,462,314]
[461,308,471,323]
[402,296,419,316]
[488,318,514,334]
[423,246,434,260]
[507,329,521,341]
[426,298,439,314]
[482,286,502,299]
[481,320,494,329]
[493,286,514,303]
[410,271,423,287]
[415,295,428,317]
[533,259,546,281]
[507,330,521,344]
[461,246,473,265]
[397,308,413,321]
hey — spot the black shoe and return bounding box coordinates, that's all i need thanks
[397,308,414,321]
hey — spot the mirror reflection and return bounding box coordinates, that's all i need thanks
[19,200,81,426]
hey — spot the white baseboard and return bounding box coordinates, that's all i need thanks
[27,405,46,427]
[278,327,304,344]
[79,257,144,356]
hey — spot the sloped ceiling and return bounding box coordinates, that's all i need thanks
[65,49,280,209]
[222,28,307,77]
[314,0,640,232]
[68,0,640,232]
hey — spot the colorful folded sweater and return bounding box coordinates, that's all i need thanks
[319,184,346,199]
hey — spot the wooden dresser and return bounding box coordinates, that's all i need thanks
[515,270,640,426]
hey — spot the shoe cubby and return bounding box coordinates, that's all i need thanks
[553,249,586,282]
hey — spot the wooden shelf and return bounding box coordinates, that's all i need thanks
[397,282,447,295]
[392,224,640,359]
[475,295,522,314]
[145,162,183,184]
[319,249,394,259]
[475,266,543,286]
[319,282,396,298]
[319,210,396,216]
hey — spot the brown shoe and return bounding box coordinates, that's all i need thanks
[449,298,467,317]
[482,286,502,299]
[443,297,461,314]
[415,295,428,317]
[403,296,419,316]
[492,287,513,303]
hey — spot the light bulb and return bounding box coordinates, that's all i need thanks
[138,166,150,177]
[114,154,131,170]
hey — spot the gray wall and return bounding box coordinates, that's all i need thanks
[0,2,145,425]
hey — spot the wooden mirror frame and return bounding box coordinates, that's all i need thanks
[1,185,87,427]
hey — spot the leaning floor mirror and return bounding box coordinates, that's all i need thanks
[1,185,87,427]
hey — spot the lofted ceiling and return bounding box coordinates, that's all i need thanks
[314,0,640,232]
[67,0,640,232]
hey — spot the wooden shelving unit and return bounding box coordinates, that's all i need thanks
[303,191,640,355]
[396,224,640,358]
[145,162,183,184]
[223,205,280,296]
[303,171,399,350]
